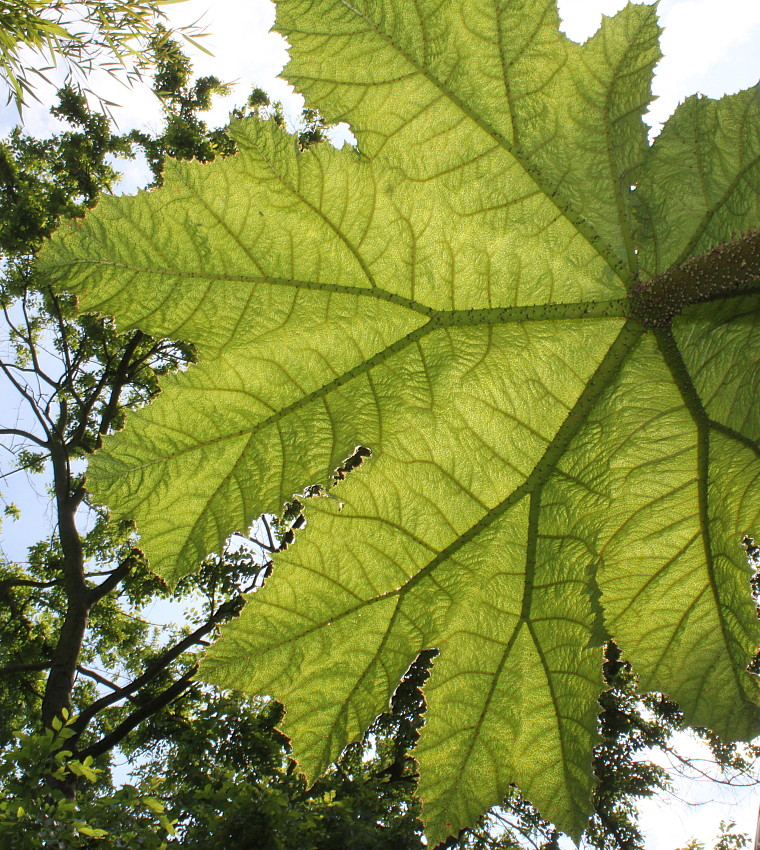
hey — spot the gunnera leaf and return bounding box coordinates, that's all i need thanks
[39,1,760,843]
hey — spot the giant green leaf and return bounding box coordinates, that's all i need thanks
[40,1,760,843]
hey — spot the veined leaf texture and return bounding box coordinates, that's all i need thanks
[40,0,760,842]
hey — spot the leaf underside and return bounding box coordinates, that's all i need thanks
[40,0,760,842]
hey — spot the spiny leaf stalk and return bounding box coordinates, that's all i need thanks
[630,229,760,327]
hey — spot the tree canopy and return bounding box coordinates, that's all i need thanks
[39,0,760,843]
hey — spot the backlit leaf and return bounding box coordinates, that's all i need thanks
[40,1,760,842]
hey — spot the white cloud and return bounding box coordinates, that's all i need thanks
[558,0,760,132]
[557,0,630,42]
[659,0,760,75]
[651,0,760,128]
[161,0,305,127]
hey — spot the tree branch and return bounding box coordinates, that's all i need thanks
[20,292,59,390]
[40,441,90,728]
[77,665,198,761]
[0,661,51,676]
[46,287,74,379]
[0,576,60,593]
[0,427,49,449]
[87,555,135,605]
[76,665,132,695]
[96,329,145,442]
[0,358,53,438]
[70,594,243,738]
[66,374,112,447]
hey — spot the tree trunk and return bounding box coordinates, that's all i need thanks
[41,439,89,798]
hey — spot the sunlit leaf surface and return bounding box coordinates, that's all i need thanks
[40,1,760,841]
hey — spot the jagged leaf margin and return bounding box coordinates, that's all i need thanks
[39,1,760,842]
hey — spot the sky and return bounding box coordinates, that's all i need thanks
[1,1,760,847]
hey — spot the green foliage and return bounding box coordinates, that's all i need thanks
[130,36,329,188]
[129,670,429,850]
[39,0,760,843]
[0,34,249,842]
[0,711,173,848]
[0,36,386,850]
[129,29,236,188]
[0,0,203,111]
[676,822,751,850]
[0,85,132,254]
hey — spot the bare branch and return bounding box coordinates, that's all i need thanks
[66,374,111,446]
[0,465,35,481]
[1,299,58,394]
[70,594,243,737]
[662,742,760,787]
[87,556,134,605]
[0,661,51,676]
[232,529,278,553]
[67,337,89,381]
[0,358,53,438]
[0,427,49,449]
[262,515,276,552]
[46,288,73,379]
[76,665,131,695]
[77,665,198,761]
[2,362,57,384]
[20,291,59,389]
[96,329,145,440]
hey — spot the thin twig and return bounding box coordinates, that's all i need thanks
[76,665,133,695]
[0,358,53,438]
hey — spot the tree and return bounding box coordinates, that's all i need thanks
[0,0,204,112]
[0,37,279,844]
[39,0,760,843]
